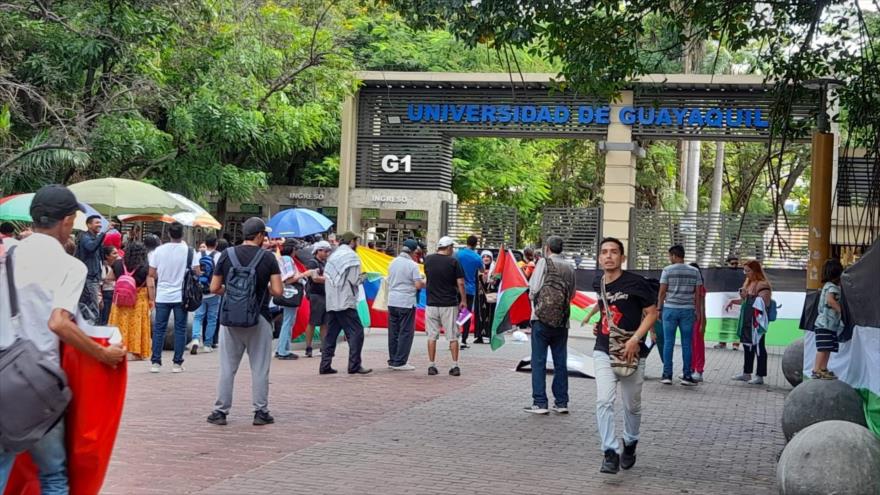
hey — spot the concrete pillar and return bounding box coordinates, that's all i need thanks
[337,94,358,232]
[601,91,638,266]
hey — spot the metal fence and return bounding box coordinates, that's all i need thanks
[443,203,517,249]
[629,209,809,270]
[541,207,602,268]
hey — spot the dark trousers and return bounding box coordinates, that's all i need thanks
[461,294,475,343]
[100,289,114,325]
[530,320,569,407]
[387,306,416,367]
[743,335,767,377]
[321,309,365,373]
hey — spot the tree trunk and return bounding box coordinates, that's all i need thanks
[702,142,725,265]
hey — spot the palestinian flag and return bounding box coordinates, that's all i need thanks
[490,248,531,350]
[570,290,597,322]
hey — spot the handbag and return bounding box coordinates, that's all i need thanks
[372,278,389,312]
[273,283,304,308]
[600,276,638,378]
[182,248,203,312]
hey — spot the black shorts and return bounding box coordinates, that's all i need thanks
[815,328,839,353]
[309,294,327,326]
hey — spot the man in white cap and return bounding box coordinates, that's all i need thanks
[423,236,467,376]
[305,240,331,357]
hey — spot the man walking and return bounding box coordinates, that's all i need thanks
[149,222,199,373]
[305,240,331,357]
[658,245,703,386]
[386,239,425,370]
[0,185,125,493]
[591,237,658,474]
[75,214,107,320]
[207,218,282,426]
[524,235,576,415]
[455,235,483,348]
[320,232,372,375]
[424,236,467,376]
[189,235,222,354]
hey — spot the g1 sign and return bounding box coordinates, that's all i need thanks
[381,154,412,173]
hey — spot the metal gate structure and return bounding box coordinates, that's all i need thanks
[442,203,517,249]
[628,209,810,270]
[540,207,603,268]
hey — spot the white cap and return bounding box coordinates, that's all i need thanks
[437,236,455,248]
[311,240,332,253]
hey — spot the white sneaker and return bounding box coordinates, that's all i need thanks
[202,345,213,353]
[172,364,185,373]
[188,339,200,355]
[660,377,672,385]
[523,405,549,415]
[692,372,703,382]
[732,373,751,382]
[551,405,569,414]
[748,376,764,385]
[186,338,197,350]
[391,364,416,371]
[150,363,161,373]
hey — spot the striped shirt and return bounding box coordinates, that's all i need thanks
[660,263,702,309]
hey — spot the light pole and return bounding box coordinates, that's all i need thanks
[803,78,843,289]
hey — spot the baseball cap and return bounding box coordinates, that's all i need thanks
[402,239,420,252]
[437,236,455,248]
[242,217,271,238]
[340,231,359,244]
[311,240,331,253]
[30,184,85,224]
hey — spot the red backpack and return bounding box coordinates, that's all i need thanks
[113,263,138,308]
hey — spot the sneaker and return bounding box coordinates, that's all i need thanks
[253,410,274,426]
[275,353,297,360]
[713,343,728,349]
[732,373,751,382]
[186,338,197,350]
[391,364,416,371]
[660,376,672,385]
[202,345,213,354]
[524,405,549,415]
[680,376,698,386]
[449,366,460,376]
[600,449,620,474]
[172,364,185,373]
[189,339,199,355]
[305,347,313,358]
[620,440,638,470]
[692,372,703,382]
[206,411,227,426]
[349,367,373,375]
[460,343,470,349]
[748,376,764,385]
[319,368,338,375]
[150,363,161,373]
[551,404,569,414]
[427,365,439,376]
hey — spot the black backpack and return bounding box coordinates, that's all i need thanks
[534,258,571,328]
[182,249,203,312]
[219,248,265,328]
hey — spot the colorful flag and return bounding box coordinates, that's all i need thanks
[490,248,531,350]
[570,290,597,322]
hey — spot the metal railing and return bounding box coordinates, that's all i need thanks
[540,207,602,268]
[443,203,517,249]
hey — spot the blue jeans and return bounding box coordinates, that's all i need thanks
[0,421,68,494]
[192,296,221,346]
[530,320,569,407]
[276,306,298,356]
[662,307,695,379]
[152,302,187,365]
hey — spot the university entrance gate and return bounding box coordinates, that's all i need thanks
[337,72,817,255]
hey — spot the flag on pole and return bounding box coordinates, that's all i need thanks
[490,247,531,350]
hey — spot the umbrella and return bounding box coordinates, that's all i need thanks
[119,193,222,230]
[267,208,333,238]
[68,178,188,216]
[0,193,107,230]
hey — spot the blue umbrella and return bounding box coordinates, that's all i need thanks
[267,208,333,238]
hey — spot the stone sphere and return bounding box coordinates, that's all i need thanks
[781,338,804,387]
[782,378,867,441]
[777,420,880,495]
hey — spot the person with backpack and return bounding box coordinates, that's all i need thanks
[0,185,126,493]
[188,236,222,355]
[589,237,658,474]
[108,241,155,360]
[725,260,773,385]
[524,235,576,415]
[207,218,282,426]
[148,222,200,373]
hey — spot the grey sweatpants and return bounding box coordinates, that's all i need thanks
[213,316,273,415]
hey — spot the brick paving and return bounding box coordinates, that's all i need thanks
[103,329,792,495]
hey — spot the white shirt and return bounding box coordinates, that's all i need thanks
[149,241,198,304]
[7,233,87,363]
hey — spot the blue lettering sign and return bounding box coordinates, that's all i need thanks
[619,106,636,125]
[578,106,594,124]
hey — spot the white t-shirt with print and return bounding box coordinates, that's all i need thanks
[149,241,199,304]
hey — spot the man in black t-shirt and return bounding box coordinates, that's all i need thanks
[304,240,331,358]
[423,236,466,376]
[590,237,658,475]
[207,218,282,427]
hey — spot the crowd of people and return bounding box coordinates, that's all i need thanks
[4,183,824,493]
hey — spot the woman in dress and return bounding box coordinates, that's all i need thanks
[99,245,119,325]
[108,241,155,360]
[725,260,772,385]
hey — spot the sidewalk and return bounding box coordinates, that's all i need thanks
[103,330,790,495]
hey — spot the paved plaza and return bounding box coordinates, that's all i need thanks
[103,330,791,495]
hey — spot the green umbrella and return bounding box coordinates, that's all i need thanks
[68,178,188,216]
